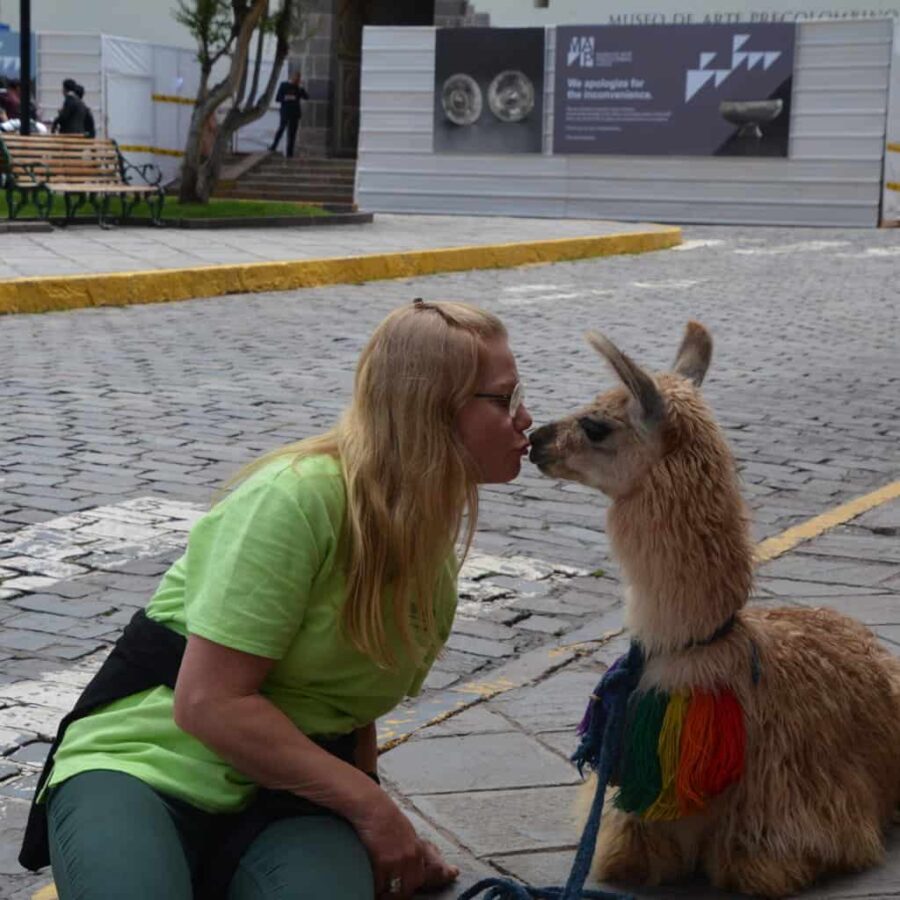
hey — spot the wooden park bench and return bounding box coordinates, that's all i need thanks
[0,134,165,227]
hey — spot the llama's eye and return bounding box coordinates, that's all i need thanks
[579,417,613,443]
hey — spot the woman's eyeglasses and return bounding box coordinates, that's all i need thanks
[474,381,524,418]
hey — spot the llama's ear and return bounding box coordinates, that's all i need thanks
[673,320,712,387]
[586,331,664,426]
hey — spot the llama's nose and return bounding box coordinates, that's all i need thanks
[528,424,556,465]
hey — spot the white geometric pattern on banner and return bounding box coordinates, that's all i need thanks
[685,31,782,102]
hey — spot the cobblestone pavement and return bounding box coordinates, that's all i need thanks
[0,214,662,279]
[0,223,898,898]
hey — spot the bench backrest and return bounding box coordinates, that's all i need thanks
[0,135,123,184]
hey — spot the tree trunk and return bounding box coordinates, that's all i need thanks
[178,0,273,204]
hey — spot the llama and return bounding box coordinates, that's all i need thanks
[528,321,900,898]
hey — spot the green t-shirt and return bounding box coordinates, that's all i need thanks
[48,455,458,813]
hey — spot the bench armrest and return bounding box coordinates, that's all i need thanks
[122,160,163,187]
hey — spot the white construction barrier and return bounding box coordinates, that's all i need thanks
[36,32,284,185]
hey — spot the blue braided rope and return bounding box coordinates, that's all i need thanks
[457,643,644,900]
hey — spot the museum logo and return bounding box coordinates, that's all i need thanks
[567,36,595,67]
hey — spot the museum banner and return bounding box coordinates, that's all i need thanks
[553,23,795,156]
[433,27,545,154]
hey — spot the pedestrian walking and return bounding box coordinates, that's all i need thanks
[72,84,96,138]
[51,78,88,135]
[270,71,309,158]
[20,299,533,900]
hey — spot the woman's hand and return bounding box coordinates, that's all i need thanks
[419,838,459,891]
[352,793,426,899]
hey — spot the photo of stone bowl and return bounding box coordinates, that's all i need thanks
[719,98,784,140]
[441,73,483,126]
[487,70,535,123]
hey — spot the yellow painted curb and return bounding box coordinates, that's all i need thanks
[755,479,900,563]
[0,228,682,317]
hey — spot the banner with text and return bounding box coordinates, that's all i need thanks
[554,23,795,156]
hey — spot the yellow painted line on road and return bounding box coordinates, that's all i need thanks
[754,479,900,563]
[0,227,682,317]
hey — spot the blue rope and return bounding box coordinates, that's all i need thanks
[457,642,645,900]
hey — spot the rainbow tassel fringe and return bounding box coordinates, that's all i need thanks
[611,685,746,820]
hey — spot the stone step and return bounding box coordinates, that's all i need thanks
[242,177,355,190]
[262,158,356,170]
[217,187,355,203]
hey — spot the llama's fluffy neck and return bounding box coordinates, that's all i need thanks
[607,433,753,657]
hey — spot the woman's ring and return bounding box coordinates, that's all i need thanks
[388,875,403,894]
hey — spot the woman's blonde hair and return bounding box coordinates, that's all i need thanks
[232,300,507,668]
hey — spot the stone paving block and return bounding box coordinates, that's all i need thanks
[0,705,62,738]
[8,742,51,767]
[0,727,36,754]
[0,798,31,877]
[416,705,514,739]
[381,732,579,795]
[0,772,39,802]
[410,785,581,856]
[855,503,900,535]
[756,578,885,599]
[430,649,490,676]
[514,615,570,635]
[9,595,115,619]
[491,670,601,733]
[444,634,513,660]
[786,593,899,626]
[758,556,900,588]
[452,618,517,641]
[422,670,460,692]
[0,681,81,711]
[534,730,580,761]
[0,630,57,653]
[38,640,107,661]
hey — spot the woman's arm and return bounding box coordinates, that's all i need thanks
[173,633,425,898]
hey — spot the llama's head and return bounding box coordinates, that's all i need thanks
[529,321,717,499]
[530,321,753,651]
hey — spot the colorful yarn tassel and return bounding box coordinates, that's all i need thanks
[643,691,689,821]
[614,689,668,815]
[604,685,746,821]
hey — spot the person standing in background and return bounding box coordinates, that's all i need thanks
[52,79,88,135]
[269,71,309,158]
[73,84,96,138]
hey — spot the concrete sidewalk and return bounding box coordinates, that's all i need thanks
[0,214,679,316]
[384,498,900,900]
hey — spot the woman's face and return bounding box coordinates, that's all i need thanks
[456,336,533,484]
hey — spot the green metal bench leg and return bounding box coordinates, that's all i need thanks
[120,192,138,223]
[87,193,113,229]
[34,185,52,220]
[149,188,165,226]
[6,187,19,220]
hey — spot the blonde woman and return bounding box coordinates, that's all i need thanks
[21,300,533,900]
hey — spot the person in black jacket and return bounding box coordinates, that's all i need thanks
[73,84,96,138]
[269,72,309,158]
[52,78,88,135]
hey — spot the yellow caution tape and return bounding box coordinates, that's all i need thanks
[152,93,196,106]
[118,144,185,157]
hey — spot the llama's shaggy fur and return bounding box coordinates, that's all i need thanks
[530,322,900,898]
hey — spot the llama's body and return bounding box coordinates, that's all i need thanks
[530,323,900,898]
[597,606,900,897]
